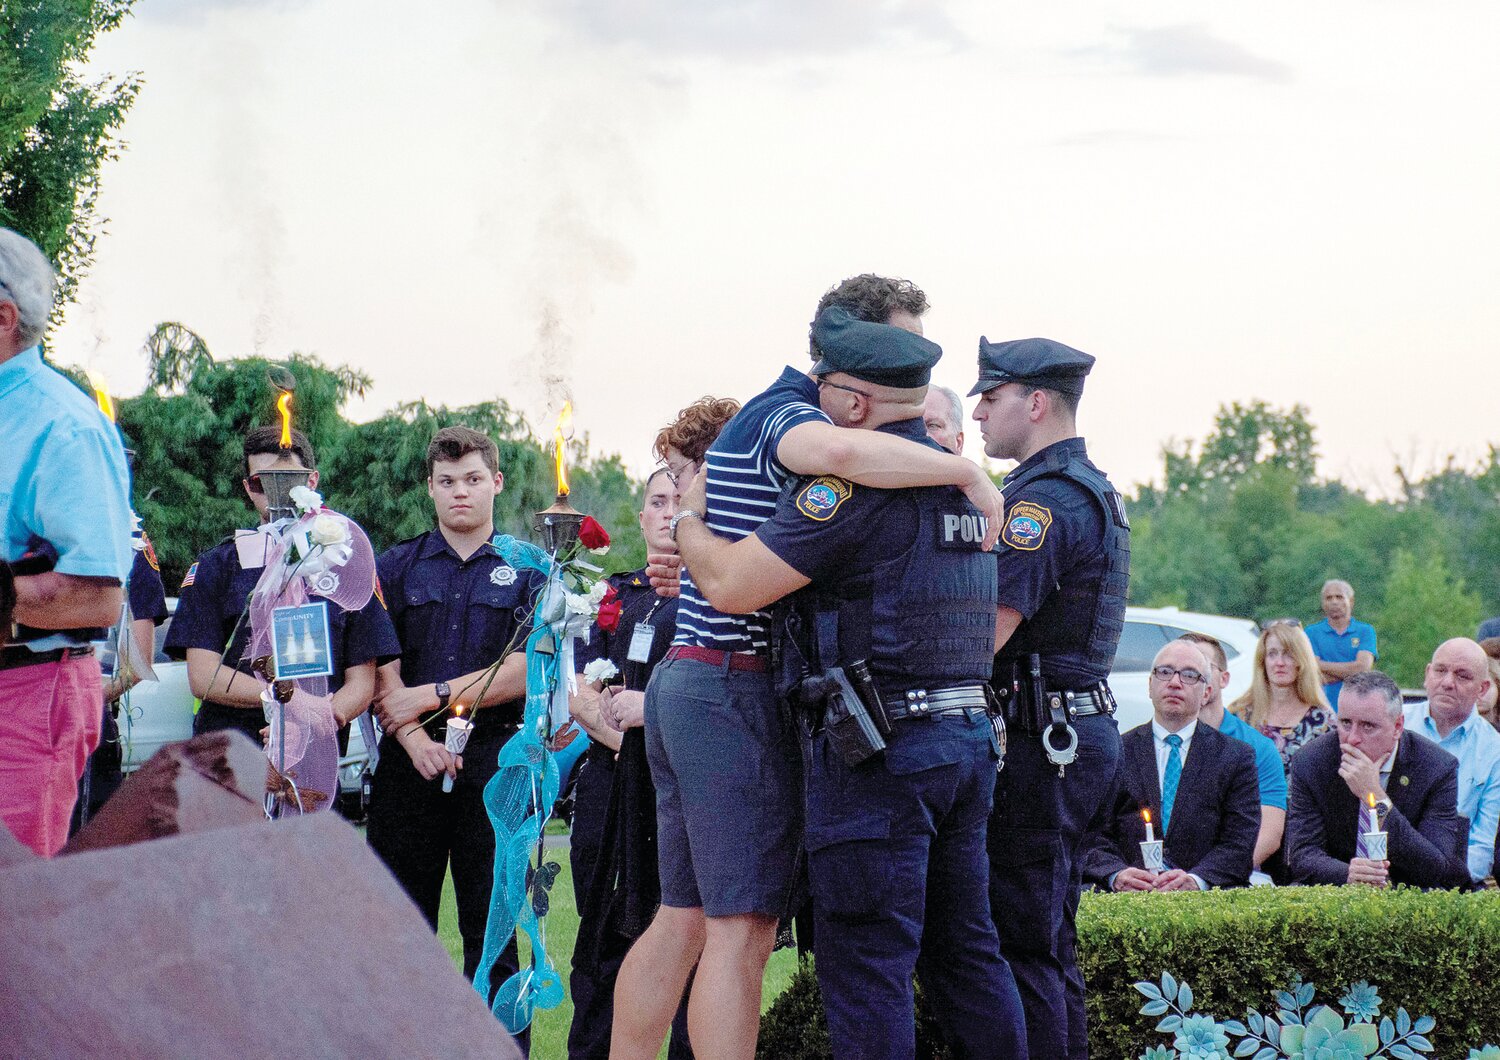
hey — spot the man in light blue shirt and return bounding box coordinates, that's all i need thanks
[0,227,132,855]
[1404,637,1500,883]
[1306,579,1377,711]
[1179,632,1288,876]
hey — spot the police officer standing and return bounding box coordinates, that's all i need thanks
[970,337,1130,1060]
[679,308,1027,1059]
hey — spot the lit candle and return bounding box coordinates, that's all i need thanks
[1139,807,1165,872]
[442,704,474,793]
[1362,791,1388,860]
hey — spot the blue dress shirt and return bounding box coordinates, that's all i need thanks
[1404,700,1500,882]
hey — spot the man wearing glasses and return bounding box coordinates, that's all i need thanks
[166,426,399,745]
[1082,640,1260,892]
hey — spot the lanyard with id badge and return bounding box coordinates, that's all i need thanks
[625,597,665,670]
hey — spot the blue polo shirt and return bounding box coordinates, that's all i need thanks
[1216,709,1289,811]
[1305,618,1378,710]
[1,347,133,580]
[1404,700,1500,882]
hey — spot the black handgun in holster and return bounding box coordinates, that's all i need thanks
[816,663,889,768]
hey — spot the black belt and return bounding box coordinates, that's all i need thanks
[0,644,94,672]
[1058,687,1114,718]
[883,684,990,722]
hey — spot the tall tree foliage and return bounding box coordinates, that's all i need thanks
[1,0,141,311]
[1132,401,1498,685]
[93,325,645,591]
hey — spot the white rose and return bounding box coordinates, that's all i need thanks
[309,514,346,547]
[588,580,610,606]
[583,659,620,685]
[289,485,324,514]
[564,591,595,617]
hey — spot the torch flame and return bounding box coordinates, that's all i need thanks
[277,392,293,449]
[554,402,573,496]
[87,371,116,423]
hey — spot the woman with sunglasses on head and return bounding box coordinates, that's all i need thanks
[1228,621,1334,773]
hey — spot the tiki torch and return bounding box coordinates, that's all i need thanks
[258,368,311,522]
[533,402,584,554]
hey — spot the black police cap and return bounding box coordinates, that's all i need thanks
[968,336,1095,397]
[810,306,942,389]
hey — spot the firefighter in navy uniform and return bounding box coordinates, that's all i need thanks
[678,308,1027,1059]
[969,336,1130,1060]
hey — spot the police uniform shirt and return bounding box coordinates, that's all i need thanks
[993,436,1119,690]
[129,533,169,625]
[376,528,545,735]
[165,533,400,696]
[755,418,964,685]
[576,567,679,693]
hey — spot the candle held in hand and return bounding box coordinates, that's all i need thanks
[442,705,474,793]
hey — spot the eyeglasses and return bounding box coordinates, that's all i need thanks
[245,474,266,495]
[1150,665,1208,686]
[658,458,694,485]
[816,376,873,400]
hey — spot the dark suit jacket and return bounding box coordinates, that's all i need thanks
[1286,730,1467,889]
[1083,721,1260,889]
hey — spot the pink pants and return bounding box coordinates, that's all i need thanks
[0,652,102,856]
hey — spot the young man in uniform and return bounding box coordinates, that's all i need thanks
[612,275,1007,1060]
[165,427,399,749]
[970,337,1131,1060]
[367,426,539,1049]
[672,308,1027,1059]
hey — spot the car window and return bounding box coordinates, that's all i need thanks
[1159,623,1242,664]
[1114,621,1169,672]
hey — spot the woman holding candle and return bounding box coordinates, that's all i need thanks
[1229,622,1333,773]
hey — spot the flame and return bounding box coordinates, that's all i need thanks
[554,402,573,496]
[277,391,293,449]
[453,703,465,719]
[1367,792,1377,810]
[87,371,115,423]
[1141,808,1152,825]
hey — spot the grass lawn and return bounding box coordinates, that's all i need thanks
[437,835,800,1058]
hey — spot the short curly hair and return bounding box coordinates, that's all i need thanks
[653,396,741,464]
[809,274,929,360]
[427,425,499,476]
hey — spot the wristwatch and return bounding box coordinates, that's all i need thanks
[435,681,451,709]
[669,508,703,542]
[1373,795,1393,819]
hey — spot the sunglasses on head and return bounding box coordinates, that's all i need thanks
[1265,618,1302,630]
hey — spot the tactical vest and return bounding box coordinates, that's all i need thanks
[996,443,1130,685]
[792,483,998,698]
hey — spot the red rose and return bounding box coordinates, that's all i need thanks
[596,584,622,632]
[579,516,610,551]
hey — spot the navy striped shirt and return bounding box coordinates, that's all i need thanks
[674,367,828,652]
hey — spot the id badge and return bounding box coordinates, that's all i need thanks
[627,622,655,664]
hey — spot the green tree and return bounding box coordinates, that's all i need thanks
[1373,550,1482,687]
[1,0,141,311]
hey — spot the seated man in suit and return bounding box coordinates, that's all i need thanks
[1084,639,1260,891]
[1287,669,1466,889]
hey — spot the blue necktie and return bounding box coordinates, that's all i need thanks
[1161,734,1183,836]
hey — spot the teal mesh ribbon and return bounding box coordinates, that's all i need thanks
[473,534,566,1031]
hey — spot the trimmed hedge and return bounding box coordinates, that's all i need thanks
[758,886,1500,1058]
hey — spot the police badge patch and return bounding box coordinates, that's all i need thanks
[795,476,853,521]
[490,565,518,587]
[1001,501,1053,551]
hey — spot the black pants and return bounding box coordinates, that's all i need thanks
[988,713,1121,1059]
[367,721,528,1054]
[69,700,124,835]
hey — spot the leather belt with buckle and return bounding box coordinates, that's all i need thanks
[0,644,95,672]
[884,684,990,722]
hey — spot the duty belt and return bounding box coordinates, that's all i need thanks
[883,684,990,722]
[1057,686,1114,719]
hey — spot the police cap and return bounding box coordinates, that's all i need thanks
[968,336,1095,397]
[810,306,942,389]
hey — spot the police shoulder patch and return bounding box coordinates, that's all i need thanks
[1002,500,1053,551]
[795,476,853,521]
[141,532,160,571]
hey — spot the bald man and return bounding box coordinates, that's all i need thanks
[1404,638,1500,882]
[1306,579,1377,711]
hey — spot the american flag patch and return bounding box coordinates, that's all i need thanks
[181,562,199,589]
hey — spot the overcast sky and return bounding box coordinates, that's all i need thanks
[53,0,1500,495]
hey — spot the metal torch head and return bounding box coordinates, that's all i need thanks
[257,467,313,523]
[533,492,585,554]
